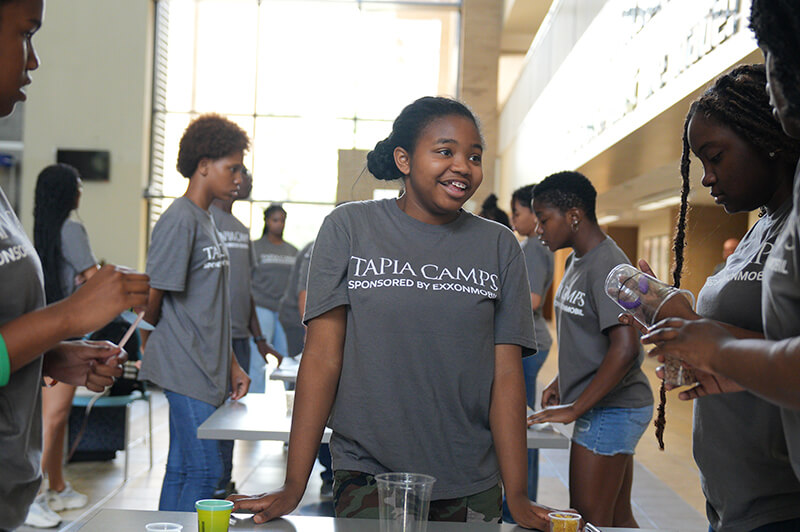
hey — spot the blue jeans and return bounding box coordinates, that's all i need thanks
[249,306,289,393]
[159,390,223,511]
[219,338,251,489]
[502,348,548,524]
[318,443,332,482]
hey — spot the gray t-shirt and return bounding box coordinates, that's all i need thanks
[521,237,553,352]
[211,205,255,339]
[252,237,298,311]
[304,199,536,499]
[141,197,232,406]
[696,200,800,532]
[763,162,800,480]
[554,237,652,408]
[58,219,97,299]
[0,188,47,530]
[278,241,313,332]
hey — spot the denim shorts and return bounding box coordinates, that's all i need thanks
[571,405,653,456]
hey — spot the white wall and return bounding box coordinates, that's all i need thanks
[21,0,154,270]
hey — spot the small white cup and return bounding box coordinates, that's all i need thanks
[145,523,183,531]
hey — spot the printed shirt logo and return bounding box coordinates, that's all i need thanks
[219,229,250,250]
[259,253,296,266]
[0,208,34,267]
[202,243,229,270]
[711,234,787,284]
[347,255,499,299]
[554,280,585,316]
[765,229,795,276]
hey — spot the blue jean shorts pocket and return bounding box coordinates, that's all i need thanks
[571,405,653,456]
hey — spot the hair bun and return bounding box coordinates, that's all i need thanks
[367,138,403,181]
[481,193,499,210]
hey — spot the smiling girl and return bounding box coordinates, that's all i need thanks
[231,96,565,529]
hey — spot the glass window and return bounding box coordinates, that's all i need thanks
[150,0,460,247]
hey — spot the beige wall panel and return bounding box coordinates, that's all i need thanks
[605,226,638,264]
[21,0,153,270]
[460,0,502,206]
[336,149,401,204]
[670,205,749,300]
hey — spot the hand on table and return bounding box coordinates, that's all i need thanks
[528,404,578,426]
[505,492,563,530]
[540,376,560,409]
[42,340,126,392]
[230,358,251,400]
[256,339,283,366]
[229,484,304,524]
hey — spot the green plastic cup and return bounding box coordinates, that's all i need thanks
[195,499,233,532]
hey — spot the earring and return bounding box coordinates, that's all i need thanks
[571,219,579,232]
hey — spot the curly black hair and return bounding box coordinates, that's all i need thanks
[176,113,250,178]
[531,170,597,223]
[750,0,800,121]
[366,96,482,181]
[33,164,82,304]
[511,184,535,211]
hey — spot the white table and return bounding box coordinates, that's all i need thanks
[74,508,657,531]
[269,357,299,384]
[197,394,569,450]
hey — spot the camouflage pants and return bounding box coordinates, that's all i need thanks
[333,470,502,523]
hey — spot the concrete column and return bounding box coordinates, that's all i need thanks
[460,0,502,206]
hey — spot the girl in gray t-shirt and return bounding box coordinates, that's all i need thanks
[528,171,653,527]
[30,164,100,522]
[140,114,251,512]
[231,97,569,529]
[650,65,800,532]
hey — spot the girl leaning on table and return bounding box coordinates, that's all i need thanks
[231,96,568,529]
[526,171,653,527]
[0,1,150,529]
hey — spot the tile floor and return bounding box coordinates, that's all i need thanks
[21,351,710,532]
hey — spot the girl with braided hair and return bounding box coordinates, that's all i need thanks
[643,0,800,486]
[231,96,568,528]
[26,164,101,526]
[527,170,653,527]
[629,64,800,532]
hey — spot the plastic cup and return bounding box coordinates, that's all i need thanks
[145,524,182,532]
[604,264,695,327]
[605,264,697,386]
[195,499,233,532]
[375,472,436,532]
[548,511,581,532]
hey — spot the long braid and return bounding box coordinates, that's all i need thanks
[656,106,695,451]
[33,164,81,304]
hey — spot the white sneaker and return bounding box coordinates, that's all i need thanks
[24,493,61,528]
[46,481,88,511]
